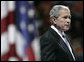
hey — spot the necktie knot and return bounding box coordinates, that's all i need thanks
[62,35,65,38]
[62,34,66,38]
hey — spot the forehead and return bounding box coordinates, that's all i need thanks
[59,9,71,17]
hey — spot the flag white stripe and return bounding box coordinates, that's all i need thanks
[1,1,8,19]
[31,37,40,61]
[8,25,16,44]
[1,32,9,56]
[7,1,15,11]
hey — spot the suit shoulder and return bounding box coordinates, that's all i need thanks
[40,29,50,40]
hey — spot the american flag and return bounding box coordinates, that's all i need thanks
[1,1,40,61]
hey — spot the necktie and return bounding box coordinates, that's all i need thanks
[62,35,75,61]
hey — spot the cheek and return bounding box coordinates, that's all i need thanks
[57,20,65,27]
[56,21,61,26]
[56,21,64,28]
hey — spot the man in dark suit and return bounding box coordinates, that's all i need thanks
[40,5,76,61]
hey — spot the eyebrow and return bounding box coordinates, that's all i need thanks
[63,16,71,19]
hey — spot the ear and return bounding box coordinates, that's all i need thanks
[52,17,57,24]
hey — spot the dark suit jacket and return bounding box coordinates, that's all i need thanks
[40,27,75,61]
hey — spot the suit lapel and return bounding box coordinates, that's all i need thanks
[66,35,76,57]
[49,27,73,56]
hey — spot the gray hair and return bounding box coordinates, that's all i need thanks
[49,5,70,25]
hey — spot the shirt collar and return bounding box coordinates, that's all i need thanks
[50,25,65,37]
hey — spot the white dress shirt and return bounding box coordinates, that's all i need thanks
[51,25,75,61]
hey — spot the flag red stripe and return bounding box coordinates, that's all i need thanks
[1,52,9,61]
[1,17,8,33]
[8,11,15,24]
[1,11,14,34]
[26,45,36,61]
[1,44,22,61]
[9,44,22,61]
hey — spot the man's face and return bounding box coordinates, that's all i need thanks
[55,9,71,32]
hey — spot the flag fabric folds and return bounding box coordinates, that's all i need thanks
[1,1,40,61]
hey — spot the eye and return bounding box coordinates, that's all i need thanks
[63,16,71,19]
[63,16,67,19]
[68,16,71,19]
